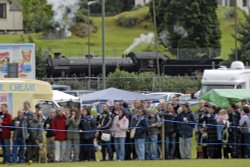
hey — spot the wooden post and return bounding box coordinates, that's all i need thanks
[161,119,165,160]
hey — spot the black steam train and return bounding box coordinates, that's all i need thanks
[46,52,222,77]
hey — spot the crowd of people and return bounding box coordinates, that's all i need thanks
[0,97,250,164]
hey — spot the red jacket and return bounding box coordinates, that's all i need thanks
[52,114,67,141]
[2,112,13,138]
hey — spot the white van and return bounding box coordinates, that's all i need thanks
[149,92,183,102]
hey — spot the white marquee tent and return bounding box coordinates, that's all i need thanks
[53,90,80,102]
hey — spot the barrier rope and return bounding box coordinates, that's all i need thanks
[1,118,249,132]
[1,140,250,147]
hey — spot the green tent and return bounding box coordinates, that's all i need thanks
[199,89,250,108]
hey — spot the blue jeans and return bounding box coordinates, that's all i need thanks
[12,138,26,163]
[165,135,176,159]
[114,137,125,160]
[3,138,11,163]
[135,139,145,160]
[145,134,158,160]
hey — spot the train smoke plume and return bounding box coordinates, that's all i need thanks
[47,0,80,38]
[124,33,154,54]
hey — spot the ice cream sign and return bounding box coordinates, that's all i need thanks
[0,44,35,79]
[0,83,36,92]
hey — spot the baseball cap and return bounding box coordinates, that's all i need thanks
[35,104,42,108]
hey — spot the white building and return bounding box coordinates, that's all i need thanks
[217,0,250,13]
[134,0,151,7]
[0,0,23,33]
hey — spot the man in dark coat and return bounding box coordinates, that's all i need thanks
[199,104,218,158]
[228,103,241,158]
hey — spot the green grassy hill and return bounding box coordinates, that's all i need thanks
[0,7,153,57]
[0,6,245,59]
[217,6,245,59]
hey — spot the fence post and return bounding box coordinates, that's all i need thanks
[161,120,165,160]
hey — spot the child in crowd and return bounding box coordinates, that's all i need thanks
[216,109,230,159]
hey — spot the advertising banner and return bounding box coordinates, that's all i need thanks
[0,44,35,79]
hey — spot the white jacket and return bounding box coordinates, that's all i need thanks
[112,116,129,138]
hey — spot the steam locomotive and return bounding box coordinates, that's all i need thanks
[46,52,222,77]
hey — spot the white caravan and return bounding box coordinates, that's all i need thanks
[200,61,250,96]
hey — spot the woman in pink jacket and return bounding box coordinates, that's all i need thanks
[112,109,129,161]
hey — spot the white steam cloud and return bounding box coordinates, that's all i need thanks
[47,0,80,37]
[173,24,188,38]
[124,33,155,54]
[159,30,170,47]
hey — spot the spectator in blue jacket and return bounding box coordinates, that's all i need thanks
[177,103,195,159]
[79,107,96,161]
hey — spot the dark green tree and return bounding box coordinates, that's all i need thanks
[21,0,53,33]
[229,10,250,62]
[35,48,47,78]
[80,0,134,14]
[150,0,221,58]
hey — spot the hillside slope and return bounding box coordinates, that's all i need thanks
[0,6,245,59]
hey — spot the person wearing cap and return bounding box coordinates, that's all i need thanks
[239,106,250,158]
[97,109,113,161]
[177,103,195,159]
[35,104,46,124]
[145,109,162,160]
[130,108,147,160]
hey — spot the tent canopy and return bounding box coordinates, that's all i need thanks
[79,87,159,102]
[53,90,80,102]
[199,89,250,108]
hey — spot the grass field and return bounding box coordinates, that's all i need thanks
[0,7,153,57]
[217,7,245,59]
[0,6,246,59]
[0,159,249,167]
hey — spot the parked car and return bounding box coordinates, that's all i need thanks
[64,90,95,98]
[51,84,71,91]
[178,94,199,106]
[148,92,183,102]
